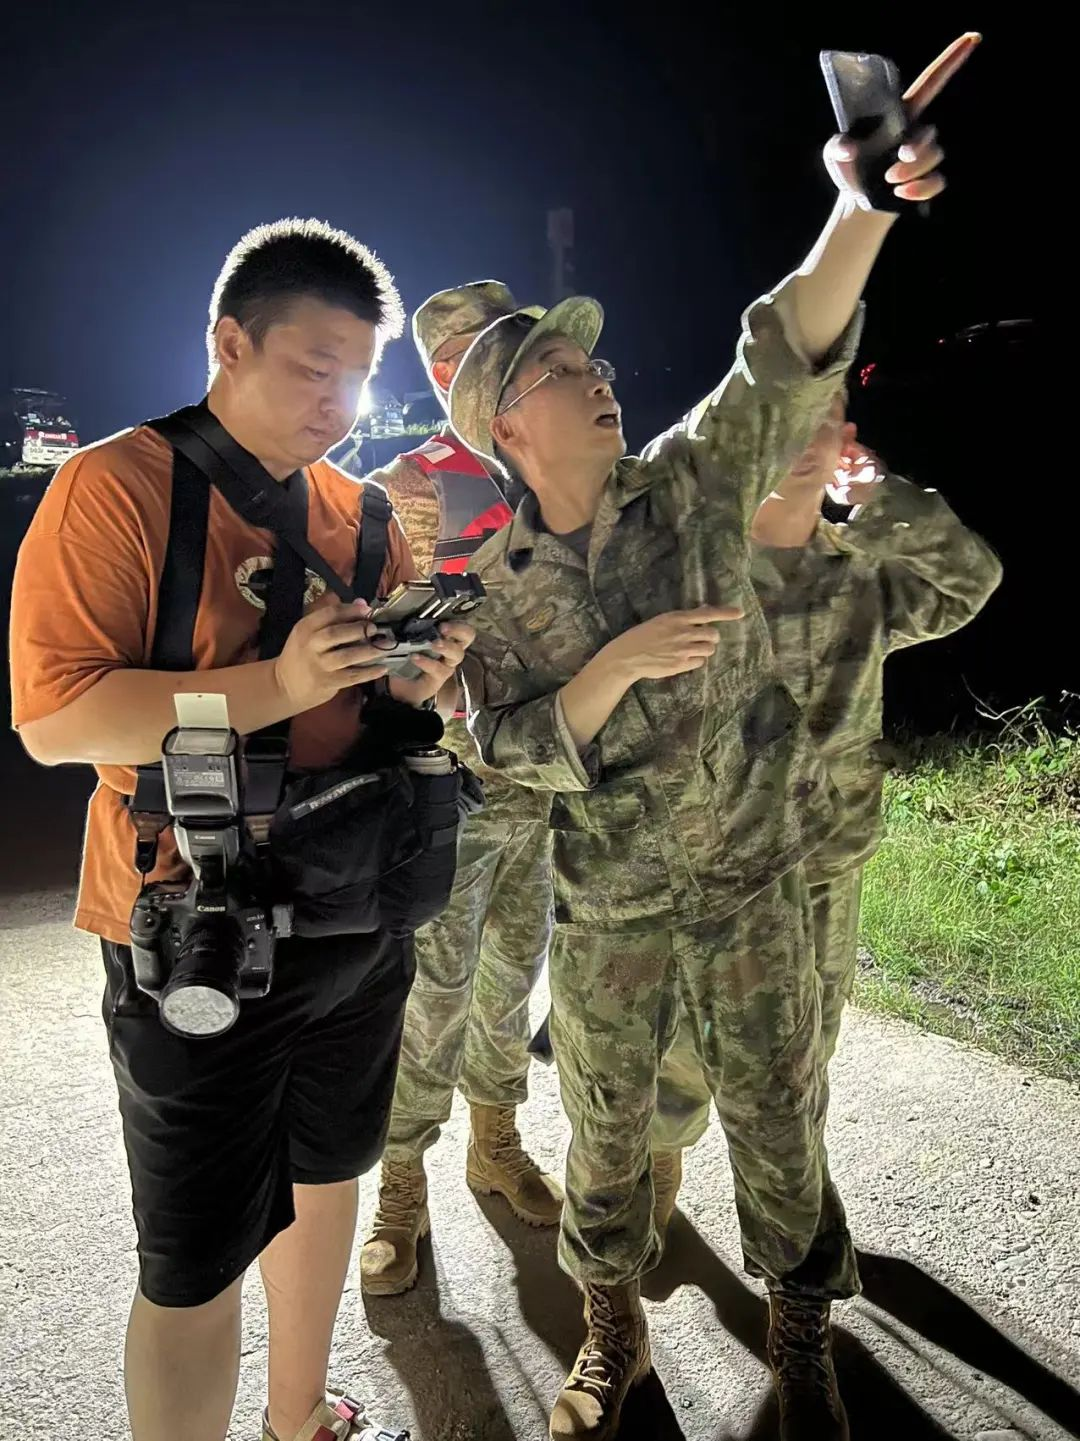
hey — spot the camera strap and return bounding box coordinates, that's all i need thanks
[129,401,394,868]
[245,469,306,850]
[150,403,392,613]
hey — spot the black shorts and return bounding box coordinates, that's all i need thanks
[102,928,415,1308]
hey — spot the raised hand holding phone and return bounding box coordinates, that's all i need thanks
[822,32,981,213]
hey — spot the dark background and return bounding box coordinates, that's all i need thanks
[0,3,1049,891]
[3,4,1030,442]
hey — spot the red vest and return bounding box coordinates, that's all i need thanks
[405,431,513,573]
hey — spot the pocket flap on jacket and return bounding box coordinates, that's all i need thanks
[550,778,647,833]
[702,681,801,784]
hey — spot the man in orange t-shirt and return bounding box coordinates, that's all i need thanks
[9,218,473,1441]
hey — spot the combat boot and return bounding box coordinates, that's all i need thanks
[651,1148,683,1237]
[549,1282,652,1439]
[466,1103,563,1226]
[359,1157,429,1296]
[767,1293,850,1441]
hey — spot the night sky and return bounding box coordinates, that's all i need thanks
[4,3,1030,453]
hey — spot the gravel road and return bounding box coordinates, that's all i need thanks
[1,888,1077,1441]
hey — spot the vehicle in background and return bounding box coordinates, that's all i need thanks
[331,390,441,476]
[2,389,80,469]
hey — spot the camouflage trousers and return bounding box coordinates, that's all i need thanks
[383,811,553,1162]
[653,867,866,1154]
[815,866,864,1065]
[550,865,859,1300]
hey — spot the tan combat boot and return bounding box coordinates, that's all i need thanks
[359,1157,429,1297]
[651,1148,683,1237]
[767,1293,850,1441]
[549,1282,652,1439]
[466,1104,563,1226]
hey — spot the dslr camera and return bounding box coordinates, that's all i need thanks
[129,696,292,1040]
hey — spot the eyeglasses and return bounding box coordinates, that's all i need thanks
[498,358,616,416]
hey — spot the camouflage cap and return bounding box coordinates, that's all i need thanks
[448,295,604,464]
[412,280,541,372]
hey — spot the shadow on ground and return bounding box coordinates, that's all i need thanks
[362,1234,519,1441]
[460,1202,1080,1441]
[857,1250,1080,1438]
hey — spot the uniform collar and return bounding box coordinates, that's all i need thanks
[610,455,652,508]
[505,464,632,571]
[504,491,543,570]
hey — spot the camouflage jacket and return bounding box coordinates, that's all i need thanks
[364,444,444,577]
[752,475,1001,882]
[461,282,861,933]
[367,437,549,825]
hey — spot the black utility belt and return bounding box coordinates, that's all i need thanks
[128,748,479,941]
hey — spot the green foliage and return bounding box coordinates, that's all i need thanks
[859,702,1080,1081]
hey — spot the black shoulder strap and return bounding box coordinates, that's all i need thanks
[258,471,309,662]
[355,485,391,602]
[144,399,394,667]
[132,404,396,861]
[175,404,391,603]
[150,405,351,602]
[151,448,210,670]
[432,530,499,565]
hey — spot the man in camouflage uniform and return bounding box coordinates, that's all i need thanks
[450,78,967,1440]
[652,393,1003,1207]
[360,284,561,1300]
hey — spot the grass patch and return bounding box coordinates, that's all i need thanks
[857,705,1080,1082]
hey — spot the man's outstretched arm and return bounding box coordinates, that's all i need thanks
[789,33,980,361]
[639,34,981,526]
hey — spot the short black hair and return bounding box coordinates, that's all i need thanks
[207,217,404,366]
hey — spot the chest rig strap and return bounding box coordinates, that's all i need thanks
[128,401,392,872]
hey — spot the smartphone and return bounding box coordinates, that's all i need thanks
[820,49,910,212]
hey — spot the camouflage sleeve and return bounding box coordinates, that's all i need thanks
[379,507,422,590]
[368,454,440,576]
[461,634,599,793]
[841,474,1003,652]
[640,278,863,528]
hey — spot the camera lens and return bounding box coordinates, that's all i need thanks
[402,747,453,777]
[159,917,243,1038]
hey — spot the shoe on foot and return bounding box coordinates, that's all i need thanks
[549,1282,652,1439]
[359,1157,429,1297]
[767,1293,850,1441]
[261,1388,410,1439]
[651,1148,683,1237]
[466,1103,563,1226]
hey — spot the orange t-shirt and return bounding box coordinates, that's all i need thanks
[9,424,418,944]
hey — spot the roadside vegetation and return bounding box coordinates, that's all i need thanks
[858,703,1080,1082]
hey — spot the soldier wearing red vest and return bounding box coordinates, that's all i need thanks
[360,283,562,1297]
